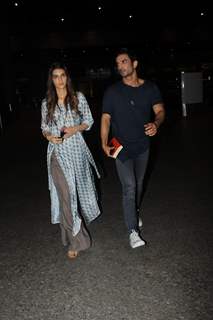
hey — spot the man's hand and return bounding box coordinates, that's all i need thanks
[144,122,158,136]
[102,144,114,157]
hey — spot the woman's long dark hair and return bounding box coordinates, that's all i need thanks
[46,62,78,123]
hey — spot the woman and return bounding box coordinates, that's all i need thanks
[41,62,101,259]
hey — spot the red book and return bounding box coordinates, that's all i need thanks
[108,137,123,158]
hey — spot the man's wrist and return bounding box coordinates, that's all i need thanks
[102,142,108,148]
[154,121,159,129]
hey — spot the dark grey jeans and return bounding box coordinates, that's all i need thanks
[115,149,149,233]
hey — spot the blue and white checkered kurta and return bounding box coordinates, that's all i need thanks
[41,92,101,236]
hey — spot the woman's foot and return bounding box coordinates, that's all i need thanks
[67,250,78,259]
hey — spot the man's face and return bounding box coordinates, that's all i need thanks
[52,68,67,90]
[116,54,136,78]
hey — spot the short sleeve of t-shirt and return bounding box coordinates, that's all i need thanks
[150,83,163,106]
[102,88,114,115]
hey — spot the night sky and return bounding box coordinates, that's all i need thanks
[9,1,212,39]
[3,0,213,107]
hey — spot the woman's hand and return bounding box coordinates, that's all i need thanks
[46,134,63,144]
[63,126,78,139]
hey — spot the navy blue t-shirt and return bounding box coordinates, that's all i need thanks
[102,80,163,161]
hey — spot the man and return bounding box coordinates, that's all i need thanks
[101,48,165,249]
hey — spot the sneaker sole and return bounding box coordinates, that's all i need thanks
[130,241,146,249]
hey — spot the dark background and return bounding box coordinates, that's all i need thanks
[0,4,212,319]
[1,1,213,127]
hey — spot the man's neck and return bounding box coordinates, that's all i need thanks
[122,75,144,87]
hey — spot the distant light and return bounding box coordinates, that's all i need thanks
[60,18,65,22]
[200,12,205,16]
[98,6,102,11]
[14,2,18,6]
[128,15,133,19]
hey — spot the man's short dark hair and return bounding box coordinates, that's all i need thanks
[115,48,138,63]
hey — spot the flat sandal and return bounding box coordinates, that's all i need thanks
[67,250,78,259]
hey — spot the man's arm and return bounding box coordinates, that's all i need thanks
[100,113,113,156]
[144,103,165,136]
[153,103,165,128]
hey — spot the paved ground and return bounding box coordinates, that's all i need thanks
[0,105,212,320]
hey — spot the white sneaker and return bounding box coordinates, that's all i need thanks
[129,230,145,248]
[138,217,143,228]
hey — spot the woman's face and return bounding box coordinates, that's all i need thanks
[52,68,67,90]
